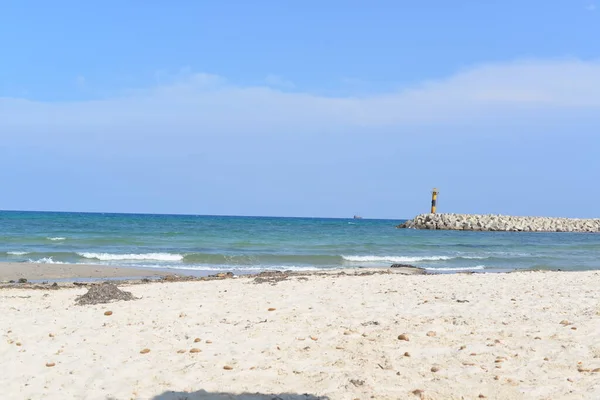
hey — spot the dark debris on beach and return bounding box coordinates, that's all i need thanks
[75,282,137,305]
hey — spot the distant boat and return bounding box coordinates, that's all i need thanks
[353,215,363,219]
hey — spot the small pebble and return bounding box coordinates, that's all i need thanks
[560,320,571,325]
[479,395,487,399]
[190,348,201,353]
[177,350,186,354]
[571,327,577,330]
[194,338,201,343]
[412,389,424,396]
[310,336,318,341]
[431,366,440,373]
[459,345,466,350]
[470,353,477,356]
[46,363,55,367]
[223,365,233,370]
[49,333,55,338]
[567,378,574,382]
[140,348,151,354]
[268,308,276,311]
[16,342,22,347]
[534,337,542,340]
[426,331,436,337]
[404,352,411,357]
[544,357,549,361]
[336,346,344,350]
[206,340,213,344]
[398,334,409,341]
[104,311,113,316]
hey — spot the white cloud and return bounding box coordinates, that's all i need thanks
[264,74,295,89]
[2,58,600,139]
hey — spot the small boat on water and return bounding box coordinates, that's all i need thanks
[353,215,363,219]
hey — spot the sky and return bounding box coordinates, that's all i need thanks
[1,1,599,219]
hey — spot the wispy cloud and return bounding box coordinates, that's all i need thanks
[264,74,295,89]
[2,59,600,140]
[586,3,597,11]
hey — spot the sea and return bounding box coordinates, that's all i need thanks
[1,211,599,275]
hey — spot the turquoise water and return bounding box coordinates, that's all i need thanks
[1,211,599,274]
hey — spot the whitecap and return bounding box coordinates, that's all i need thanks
[28,257,64,264]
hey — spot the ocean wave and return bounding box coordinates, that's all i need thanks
[78,252,184,261]
[28,257,65,264]
[425,265,486,272]
[7,251,30,256]
[182,253,339,265]
[342,255,452,263]
[47,237,66,241]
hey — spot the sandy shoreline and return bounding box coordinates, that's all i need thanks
[0,262,172,282]
[2,269,600,399]
[0,262,426,283]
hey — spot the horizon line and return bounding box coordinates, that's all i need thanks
[0,209,407,221]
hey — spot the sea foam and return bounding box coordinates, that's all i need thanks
[342,255,452,263]
[28,257,64,264]
[8,251,30,256]
[425,265,486,272]
[78,252,184,262]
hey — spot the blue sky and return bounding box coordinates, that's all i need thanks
[1,1,599,218]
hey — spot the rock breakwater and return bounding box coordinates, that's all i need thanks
[397,213,600,233]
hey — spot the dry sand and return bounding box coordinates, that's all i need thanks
[2,269,600,399]
[0,262,170,281]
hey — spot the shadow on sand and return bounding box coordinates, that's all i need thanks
[151,390,328,400]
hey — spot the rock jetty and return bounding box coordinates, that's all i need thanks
[397,213,600,233]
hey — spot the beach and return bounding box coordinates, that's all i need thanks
[2,268,600,399]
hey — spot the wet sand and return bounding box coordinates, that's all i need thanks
[0,262,171,281]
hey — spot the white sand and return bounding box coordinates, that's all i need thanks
[2,270,600,400]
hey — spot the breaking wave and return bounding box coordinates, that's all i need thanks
[28,257,65,264]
